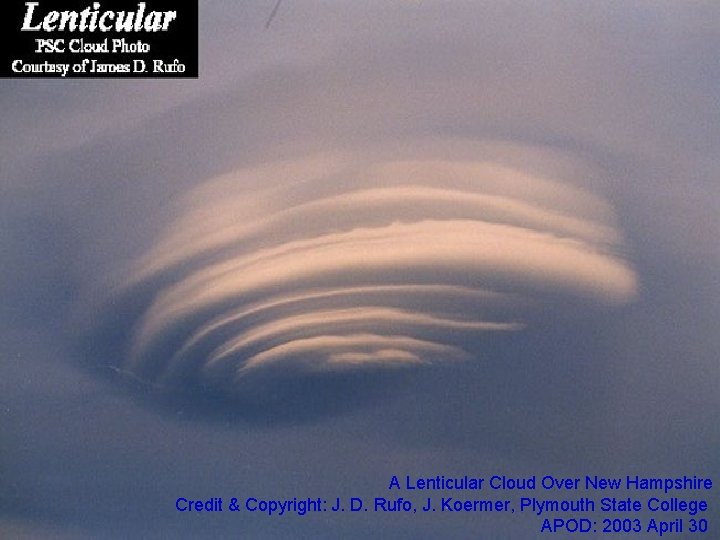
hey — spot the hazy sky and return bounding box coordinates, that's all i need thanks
[2,1,719,537]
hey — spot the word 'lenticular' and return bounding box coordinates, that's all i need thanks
[21,2,177,33]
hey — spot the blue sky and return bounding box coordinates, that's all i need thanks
[1,1,719,537]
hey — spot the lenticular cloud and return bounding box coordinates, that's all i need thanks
[90,147,637,398]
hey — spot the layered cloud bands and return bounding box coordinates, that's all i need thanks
[95,151,637,398]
